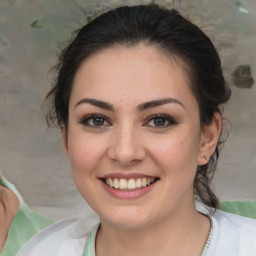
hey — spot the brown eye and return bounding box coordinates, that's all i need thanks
[145,114,178,128]
[92,117,105,126]
[154,117,166,126]
[80,114,111,128]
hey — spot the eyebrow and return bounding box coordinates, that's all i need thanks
[74,98,114,111]
[137,98,185,111]
[74,97,184,112]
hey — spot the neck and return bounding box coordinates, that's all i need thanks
[96,203,210,256]
[0,185,19,252]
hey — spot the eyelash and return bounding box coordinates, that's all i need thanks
[79,113,178,129]
[144,114,178,128]
[79,114,111,128]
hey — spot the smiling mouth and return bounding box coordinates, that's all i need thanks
[103,177,157,191]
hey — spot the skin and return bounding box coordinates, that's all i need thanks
[63,44,221,256]
[0,184,19,252]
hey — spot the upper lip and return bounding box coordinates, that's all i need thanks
[99,173,158,180]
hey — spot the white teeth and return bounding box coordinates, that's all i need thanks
[119,179,128,189]
[114,178,119,189]
[127,179,136,189]
[109,178,114,188]
[104,177,156,190]
[142,178,147,187]
[136,178,142,188]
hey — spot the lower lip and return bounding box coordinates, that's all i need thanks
[101,180,158,199]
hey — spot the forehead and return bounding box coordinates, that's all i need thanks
[71,45,196,108]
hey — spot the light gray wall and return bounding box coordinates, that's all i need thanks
[0,0,255,219]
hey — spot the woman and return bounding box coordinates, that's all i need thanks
[0,174,54,255]
[17,4,256,255]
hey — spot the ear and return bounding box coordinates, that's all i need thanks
[61,127,70,160]
[197,112,222,165]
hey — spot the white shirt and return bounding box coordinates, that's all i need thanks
[16,210,256,256]
[207,210,256,255]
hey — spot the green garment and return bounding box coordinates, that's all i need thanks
[0,177,54,256]
[83,224,99,256]
[221,200,256,219]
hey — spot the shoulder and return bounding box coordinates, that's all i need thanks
[207,210,256,256]
[16,218,95,256]
[213,209,256,234]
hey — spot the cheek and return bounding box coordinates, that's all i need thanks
[67,132,106,176]
[150,133,200,175]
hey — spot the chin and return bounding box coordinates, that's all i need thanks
[100,208,155,230]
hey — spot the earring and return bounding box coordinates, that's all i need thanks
[204,155,207,159]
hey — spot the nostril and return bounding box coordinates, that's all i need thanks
[108,146,146,165]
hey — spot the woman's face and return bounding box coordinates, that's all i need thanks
[64,45,210,229]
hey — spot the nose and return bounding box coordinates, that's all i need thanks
[108,124,146,166]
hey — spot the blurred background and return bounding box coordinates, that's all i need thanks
[0,0,255,220]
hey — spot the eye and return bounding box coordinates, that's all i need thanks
[145,114,177,128]
[80,114,111,128]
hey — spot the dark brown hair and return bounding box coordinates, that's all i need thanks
[44,4,231,209]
